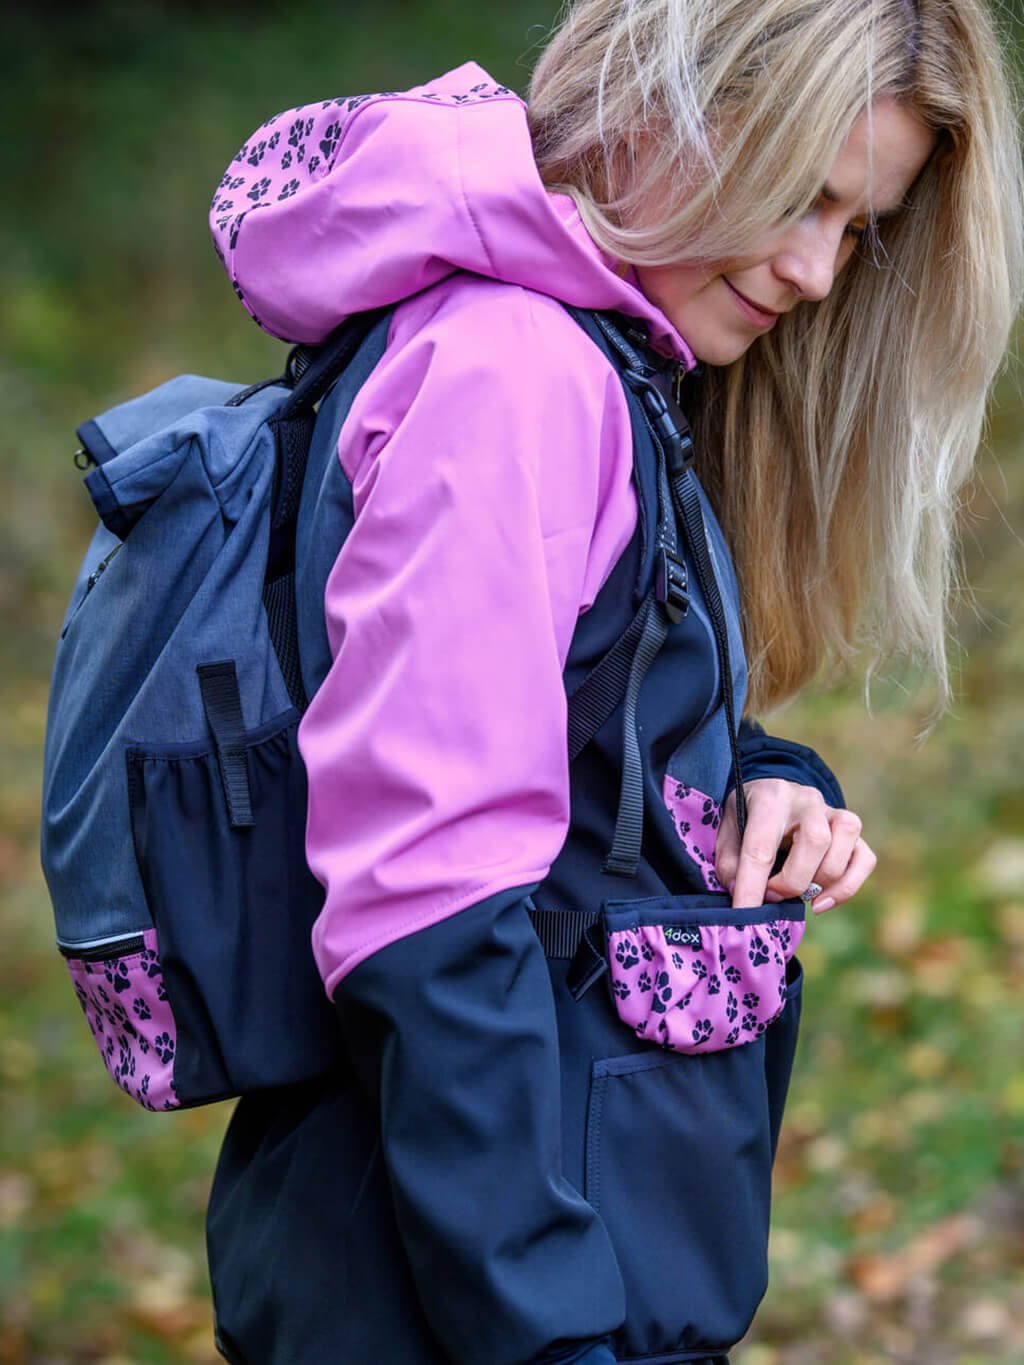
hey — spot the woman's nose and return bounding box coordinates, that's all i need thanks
[773,223,844,302]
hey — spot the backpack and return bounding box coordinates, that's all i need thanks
[41,301,741,1110]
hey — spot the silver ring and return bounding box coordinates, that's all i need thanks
[802,882,823,902]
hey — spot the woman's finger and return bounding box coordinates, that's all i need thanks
[763,803,833,901]
[811,807,863,888]
[714,791,743,892]
[730,795,788,909]
[811,837,878,914]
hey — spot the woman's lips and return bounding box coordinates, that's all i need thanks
[723,278,783,328]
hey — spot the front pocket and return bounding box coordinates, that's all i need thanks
[605,893,805,1054]
[585,956,804,1361]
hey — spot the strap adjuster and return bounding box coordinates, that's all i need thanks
[655,547,689,624]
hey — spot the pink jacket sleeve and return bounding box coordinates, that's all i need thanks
[299,275,637,997]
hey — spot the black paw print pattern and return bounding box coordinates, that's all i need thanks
[65,938,181,1111]
[153,1033,175,1065]
[748,935,771,968]
[614,937,640,971]
[104,961,132,994]
[607,917,797,1055]
[662,778,725,891]
[650,972,673,1014]
[211,80,518,320]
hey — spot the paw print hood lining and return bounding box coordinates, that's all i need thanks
[209,61,695,368]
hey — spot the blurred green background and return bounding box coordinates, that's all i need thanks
[2,2,1023,1361]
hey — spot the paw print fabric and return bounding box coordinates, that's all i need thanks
[661,777,725,892]
[206,59,697,364]
[65,930,179,1109]
[604,901,805,1055]
[209,64,520,344]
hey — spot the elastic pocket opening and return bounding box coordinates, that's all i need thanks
[604,893,805,1056]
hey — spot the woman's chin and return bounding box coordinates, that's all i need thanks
[686,331,762,367]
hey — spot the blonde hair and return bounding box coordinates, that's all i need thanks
[529,0,1024,719]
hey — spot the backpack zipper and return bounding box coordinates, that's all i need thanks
[57,933,147,962]
[60,543,123,639]
[85,543,122,593]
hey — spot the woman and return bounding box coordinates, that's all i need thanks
[205,1,1022,1361]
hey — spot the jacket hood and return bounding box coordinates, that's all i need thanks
[210,62,695,368]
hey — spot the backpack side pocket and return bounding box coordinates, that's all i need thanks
[126,708,342,1106]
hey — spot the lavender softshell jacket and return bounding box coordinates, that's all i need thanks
[206,64,843,1365]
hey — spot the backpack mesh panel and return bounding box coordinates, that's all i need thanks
[263,572,305,709]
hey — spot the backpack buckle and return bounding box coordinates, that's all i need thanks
[655,547,689,623]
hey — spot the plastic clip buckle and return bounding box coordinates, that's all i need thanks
[635,383,696,478]
[655,547,689,623]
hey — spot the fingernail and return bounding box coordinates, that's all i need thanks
[813,897,835,914]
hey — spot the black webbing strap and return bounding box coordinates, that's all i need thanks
[197,661,254,829]
[227,309,389,716]
[602,600,670,876]
[668,459,748,841]
[566,597,652,763]
[565,553,689,768]
[525,906,600,959]
[264,412,316,709]
[527,905,608,1000]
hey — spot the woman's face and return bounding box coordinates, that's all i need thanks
[635,99,937,366]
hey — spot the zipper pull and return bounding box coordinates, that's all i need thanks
[86,544,122,592]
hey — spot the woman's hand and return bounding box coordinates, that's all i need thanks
[715,778,876,914]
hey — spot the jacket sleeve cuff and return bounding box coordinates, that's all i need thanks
[728,721,845,809]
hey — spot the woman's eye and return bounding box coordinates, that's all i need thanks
[844,221,872,246]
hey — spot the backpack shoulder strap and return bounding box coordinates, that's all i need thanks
[562,307,747,875]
